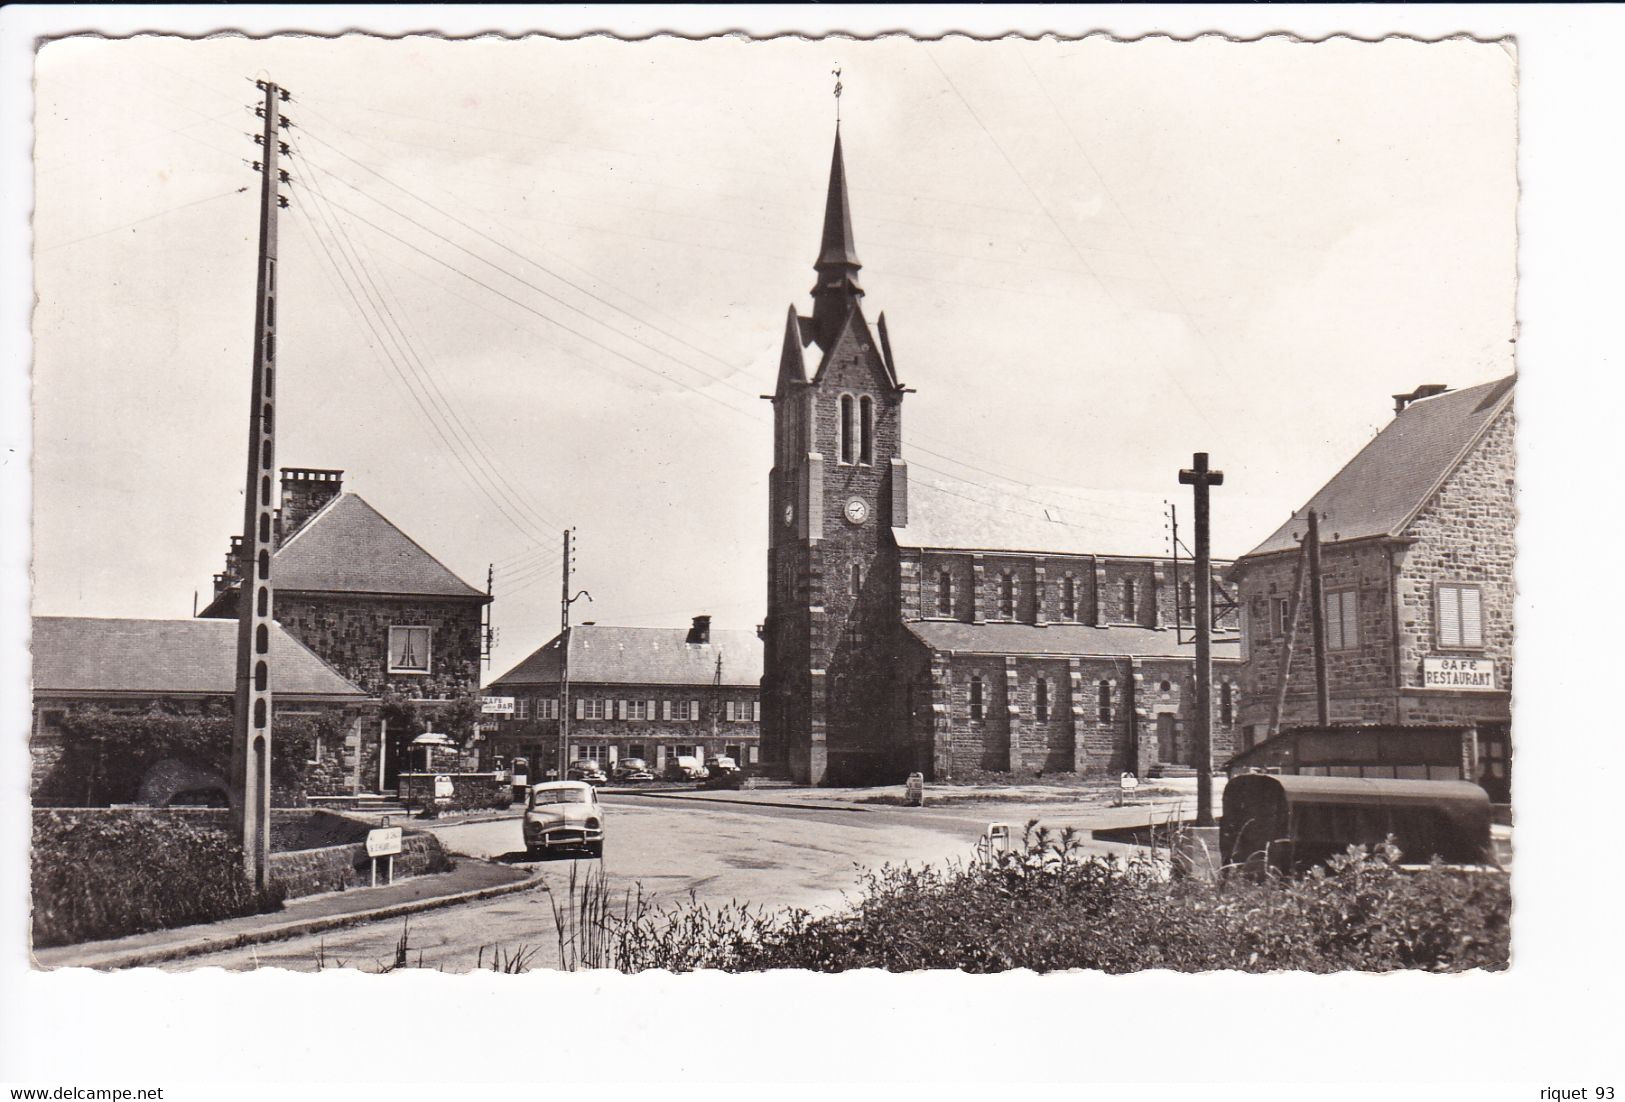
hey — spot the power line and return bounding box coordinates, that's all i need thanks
[38,186,248,253]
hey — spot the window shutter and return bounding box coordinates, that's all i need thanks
[647,699,655,722]
[1342,591,1358,648]
[617,699,627,720]
[1461,587,1483,648]
[575,697,584,720]
[726,701,735,722]
[662,700,672,721]
[1324,591,1341,649]
[753,700,761,722]
[1438,586,1461,647]
[691,699,700,722]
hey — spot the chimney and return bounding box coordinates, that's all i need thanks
[278,468,344,539]
[1392,384,1450,415]
[687,615,712,645]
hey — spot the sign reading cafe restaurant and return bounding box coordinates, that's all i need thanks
[1422,656,1498,692]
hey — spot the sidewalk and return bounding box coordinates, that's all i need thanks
[33,857,540,971]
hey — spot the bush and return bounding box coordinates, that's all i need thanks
[32,809,288,948]
[593,822,1510,973]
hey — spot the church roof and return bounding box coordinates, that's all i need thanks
[817,130,862,271]
[893,475,1187,559]
[33,616,370,700]
[489,624,763,689]
[905,620,1239,661]
[269,493,486,600]
[1241,376,1515,560]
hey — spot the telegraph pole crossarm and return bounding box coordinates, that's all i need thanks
[1179,452,1224,828]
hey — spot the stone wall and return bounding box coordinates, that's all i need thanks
[267,832,449,898]
[273,592,484,701]
[397,772,510,812]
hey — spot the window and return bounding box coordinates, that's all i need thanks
[388,626,432,674]
[969,676,985,721]
[859,395,875,464]
[582,698,607,720]
[514,697,530,720]
[1122,578,1137,621]
[936,570,953,616]
[1220,682,1235,726]
[839,394,855,464]
[1437,584,1484,649]
[998,571,1016,618]
[1271,597,1291,638]
[581,745,606,763]
[1097,681,1113,724]
[672,699,694,721]
[628,699,648,721]
[537,698,558,720]
[1324,589,1359,650]
[1035,678,1050,723]
[1061,575,1077,620]
[627,744,647,760]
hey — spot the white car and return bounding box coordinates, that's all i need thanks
[522,781,605,858]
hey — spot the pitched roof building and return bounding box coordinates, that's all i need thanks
[1227,377,1515,801]
[485,616,764,774]
[761,131,1240,785]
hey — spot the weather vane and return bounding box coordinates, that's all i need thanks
[833,64,843,125]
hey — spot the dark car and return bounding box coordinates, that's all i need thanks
[567,759,608,785]
[613,757,654,782]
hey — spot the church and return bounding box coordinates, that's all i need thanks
[760,131,1240,786]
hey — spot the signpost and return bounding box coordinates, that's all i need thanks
[366,826,402,887]
[1423,656,1498,691]
[1118,772,1140,807]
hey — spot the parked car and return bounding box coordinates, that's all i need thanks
[705,754,741,776]
[665,755,709,781]
[567,759,609,785]
[613,757,655,783]
[523,781,605,858]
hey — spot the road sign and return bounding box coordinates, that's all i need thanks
[366,827,402,858]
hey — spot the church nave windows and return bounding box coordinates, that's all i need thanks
[998,570,1017,619]
[935,570,953,617]
[836,393,875,466]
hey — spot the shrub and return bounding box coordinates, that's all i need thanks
[590,822,1509,974]
[32,809,287,948]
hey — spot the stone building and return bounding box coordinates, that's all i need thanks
[200,467,491,787]
[761,132,1239,785]
[30,615,371,802]
[485,616,762,773]
[1227,377,1514,800]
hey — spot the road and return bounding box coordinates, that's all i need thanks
[175,791,1160,973]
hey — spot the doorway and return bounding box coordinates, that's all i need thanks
[1157,714,1176,763]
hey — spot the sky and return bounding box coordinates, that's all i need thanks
[28,33,1517,675]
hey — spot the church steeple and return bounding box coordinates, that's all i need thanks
[810,129,863,345]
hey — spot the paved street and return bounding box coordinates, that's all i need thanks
[175,790,1172,973]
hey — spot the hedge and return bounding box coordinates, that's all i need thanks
[31,810,287,948]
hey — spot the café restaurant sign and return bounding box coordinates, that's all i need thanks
[1422,656,1498,692]
[480,696,515,715]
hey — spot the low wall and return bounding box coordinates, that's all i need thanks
[267,833,452,898]
[397,772,511,813]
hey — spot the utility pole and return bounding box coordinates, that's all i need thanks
[1179,452,1223,828]
[1270,536,1311,737]
[710,652,723,746]
[1306,509,1332,727]
[557,528,590,782]
[230,77,291,889]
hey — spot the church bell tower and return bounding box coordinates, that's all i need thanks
[761,128,909,785]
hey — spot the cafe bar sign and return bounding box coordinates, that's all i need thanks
[1422,656,1498,692]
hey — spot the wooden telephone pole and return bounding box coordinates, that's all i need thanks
[1179,452,1223,828]
[1306,509,1332,726]
[231,77,291,888]
[557,528,589,782]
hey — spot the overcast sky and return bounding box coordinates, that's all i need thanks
[29,33,1516,672]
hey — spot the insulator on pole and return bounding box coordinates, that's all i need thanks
[277,194,290,209]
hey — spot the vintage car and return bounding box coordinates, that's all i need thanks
[665,755,710,781]
[566,759,609,785]
[523,781,605,858]
[613,757,655,782]
[705,754,741,776]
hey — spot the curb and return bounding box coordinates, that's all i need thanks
[606,789,874,814]
[36,864,548,971]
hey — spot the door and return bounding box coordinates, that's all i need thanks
[1157,714,1176,763]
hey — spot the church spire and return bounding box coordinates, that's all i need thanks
[810,128,863,343]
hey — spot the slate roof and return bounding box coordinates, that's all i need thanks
[33,616,370,700]
[1243,376,1515,559]
[905,620,1239,661]
[270,493,486,599]
[489,625,764,689]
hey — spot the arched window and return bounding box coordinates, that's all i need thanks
[859,396,874,464]
[849,561,862,598]
[969,675,985,721]
[1097,681,1113,724]
[1220,681,1235,726]
[936,570,953,616]
[999,570,1017,618]
[839,394,855,464]
[1035,678,1050,723]
[1122,577,1137,621]
[1061,575,1077,620]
